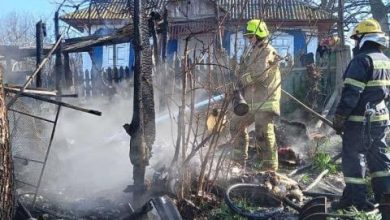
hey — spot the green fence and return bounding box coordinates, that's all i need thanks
[281,53,338,115]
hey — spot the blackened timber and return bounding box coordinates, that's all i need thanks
[161,9,168,62]
[6,83,57,95]
[6,35,64,108]
[36,21,44,87]
[141,6,156,161]
[126,0,147,206]
[7,91,101,116]
[62,25,134,53]
[64,53,72,88]
[55,11,63,101]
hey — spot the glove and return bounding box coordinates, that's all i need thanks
[332,114,347,135]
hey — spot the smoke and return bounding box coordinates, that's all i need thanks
[41,95,133,200]
[12,90,179,209]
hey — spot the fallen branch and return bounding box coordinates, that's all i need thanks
[303,169,329,192]
[288,152,341,177]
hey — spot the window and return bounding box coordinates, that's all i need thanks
[106,44,129,67]
[270,32,294,67]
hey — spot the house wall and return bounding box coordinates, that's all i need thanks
[167,39,178,61]
[225,30,296,60]
[102,43,131,69]
[82,26,135,71]
[223,28,321,68]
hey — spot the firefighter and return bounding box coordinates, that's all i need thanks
[332,18,390,214]
[230,19,281,171]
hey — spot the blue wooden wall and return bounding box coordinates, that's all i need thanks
[91,46,103,69]
[284,29,306,56]
[167,39,178,61]
[221,29,307,57]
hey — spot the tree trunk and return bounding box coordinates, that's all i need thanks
[129,0,148,205]
[141,5,156,160]
[0,65,14,219]
[369,0,389,34]
[127,0,155,207]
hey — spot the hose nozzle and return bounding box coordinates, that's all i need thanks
[232,90,249,116]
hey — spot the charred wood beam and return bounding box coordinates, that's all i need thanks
[62,25,134,53]
[126,0,148,205]
[63,35,131,53]
[5,85,57,96]
[55,11,63,100]
[6,90,101,116]
[64,53,72,88]
[161,9,168,62]
[36,21,44,88]
[6,35,64,108]
[125,0,156,207]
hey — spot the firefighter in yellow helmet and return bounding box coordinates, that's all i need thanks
[230,19,281,171]
[331,18,390,218]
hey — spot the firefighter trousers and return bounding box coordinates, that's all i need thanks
[341,123,390,209]
[230,111,278,170]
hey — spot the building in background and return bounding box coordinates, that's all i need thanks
[60,0,336,72]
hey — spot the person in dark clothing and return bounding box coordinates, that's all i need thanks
[332,18,390,217]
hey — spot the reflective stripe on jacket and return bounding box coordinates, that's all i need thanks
[335,47,390,125]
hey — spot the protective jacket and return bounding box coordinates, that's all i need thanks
[335,42,390,210]
[230,42,281,171]
[335,44,390,125]
[238,43,281,115]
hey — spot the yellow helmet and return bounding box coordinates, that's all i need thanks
[244,19,269,39]
[351,18,383,39]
